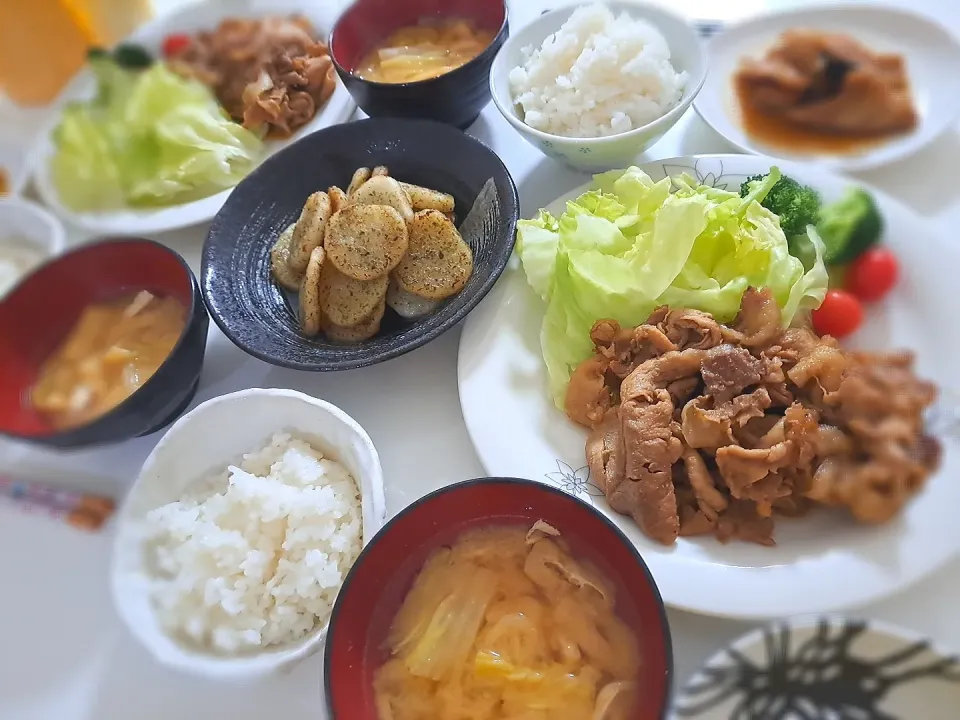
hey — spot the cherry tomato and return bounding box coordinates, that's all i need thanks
[812,289,864,339]
[845,247,899,302]
[162,33,191,57]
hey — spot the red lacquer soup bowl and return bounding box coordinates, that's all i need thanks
[0,238,208,449]
[324,477,673,719]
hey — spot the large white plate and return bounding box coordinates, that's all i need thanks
[458,154,960,620]
[693,5,960,172]
[31,0,355,236]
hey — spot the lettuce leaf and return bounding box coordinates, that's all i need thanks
[516,166,828,407]
[52,58,262,211]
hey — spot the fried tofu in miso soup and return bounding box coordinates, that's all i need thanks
[31,291,187,429]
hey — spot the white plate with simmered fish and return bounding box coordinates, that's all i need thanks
[693,5,960,171]
[458,153,960,619]
[31,0,355,235]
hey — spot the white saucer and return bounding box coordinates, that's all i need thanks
[693,5,960,172]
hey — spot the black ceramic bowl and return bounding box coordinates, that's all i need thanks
[0,238,209,449]
[330,0,509,130]
[201,117,519,371]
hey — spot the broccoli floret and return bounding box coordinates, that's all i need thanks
[740,171,822,239]
[739,174,768,197]
[816,187,883,264]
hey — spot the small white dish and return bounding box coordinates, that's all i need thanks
[674,616,960,720]
[458,154,960,620]
[694,4,960,172]
[0,196,67,298]
[489,2,706,173]
[31,0,355,236]
[110,388,387,680]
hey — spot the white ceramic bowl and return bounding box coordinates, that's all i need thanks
[0,196,67,297]
[489,2,707,172]
[110,388,387,680]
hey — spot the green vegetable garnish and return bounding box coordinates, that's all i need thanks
[816,187,883,265]
[112,43,154,70]
[739,172,822,240]
[52,56,262,211]
[516,166,829,406]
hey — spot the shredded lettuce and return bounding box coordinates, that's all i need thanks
[52,57,262,211]
[516,166,828,407]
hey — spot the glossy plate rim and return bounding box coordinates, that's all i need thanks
[458,152,960,620]
[693,4,960,172]
[29,0,356,236]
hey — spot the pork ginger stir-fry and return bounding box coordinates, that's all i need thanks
[167,16,337,138]
[568,287,940,546]
[373,523,641,720]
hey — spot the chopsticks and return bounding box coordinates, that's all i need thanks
[0,476,116,532]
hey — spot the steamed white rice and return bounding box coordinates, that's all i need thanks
[142,433,362,653]
[509,4,688,138]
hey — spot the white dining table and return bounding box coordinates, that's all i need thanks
[2,0,960,718]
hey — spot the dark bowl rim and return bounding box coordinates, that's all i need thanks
[0,236,204,443]
[328,0,510,90]
[322,476,674,719]
[201,117,521,372]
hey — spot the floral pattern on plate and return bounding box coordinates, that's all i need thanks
[543,460,605,502]
[661,157,742,192]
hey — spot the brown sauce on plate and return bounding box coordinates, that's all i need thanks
[733,78,896,156]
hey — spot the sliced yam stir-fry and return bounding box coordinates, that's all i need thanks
[270,223,302,291]
[399,181,456,214]
[290,190,332,273]
[387,275,439,319]
[268,165,475,343]
[350,175,415,224]
[395,210,474,301]
[318,264,389,327]
[321,296,386,343]
[325,204,409,280]
[327,185,348,212]
[298,246,326,336]
[347,167,372,196]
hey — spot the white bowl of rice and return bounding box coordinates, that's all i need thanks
[490,2,707,171]
[110,388,386,680]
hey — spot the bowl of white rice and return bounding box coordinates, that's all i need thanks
[490,2,707,171]
[110,388,386,679]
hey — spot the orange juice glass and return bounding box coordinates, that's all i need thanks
[0,0,153,106]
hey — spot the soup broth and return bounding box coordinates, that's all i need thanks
[355,19,495,84]
[372,523,641,720]
[31,290,187,429]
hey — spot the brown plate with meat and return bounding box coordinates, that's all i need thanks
[458,154,960,620]
[692,5,960,172]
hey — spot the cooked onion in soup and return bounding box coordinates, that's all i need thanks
[373,522,641,720]
[31,290,187,429]
[355,19,495,84]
